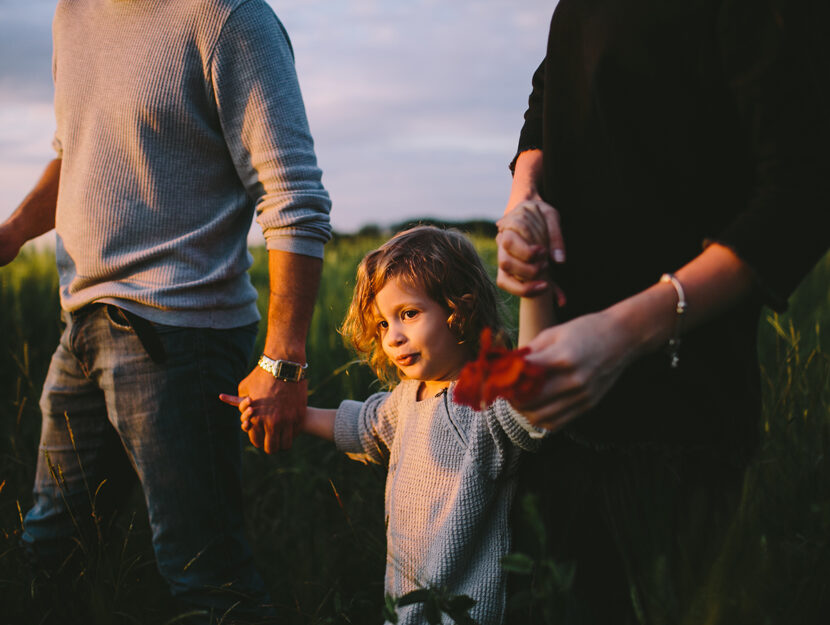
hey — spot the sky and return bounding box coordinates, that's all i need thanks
[0,0,555,241]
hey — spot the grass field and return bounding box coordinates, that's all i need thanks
[0,233,828,624]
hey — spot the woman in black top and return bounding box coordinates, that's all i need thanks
[497,1,829,622]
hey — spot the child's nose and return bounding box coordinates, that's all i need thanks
[386,326,406,347]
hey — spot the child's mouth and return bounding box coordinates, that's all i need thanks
[396,353,419,367]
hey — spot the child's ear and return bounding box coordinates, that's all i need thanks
[447,294,476,342]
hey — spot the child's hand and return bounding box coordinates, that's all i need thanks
[219,393,256,433]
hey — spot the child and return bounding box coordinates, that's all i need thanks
[225,226,551,624]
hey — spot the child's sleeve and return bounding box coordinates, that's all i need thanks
[490,398,548,451]
[470,398,549,479]
[334,389,400,465]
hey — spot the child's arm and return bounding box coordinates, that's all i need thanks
[303,407,336,441]
[518,281,556,347]
[496,203,560,346]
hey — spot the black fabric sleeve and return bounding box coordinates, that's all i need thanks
[510,58,546,173]
[713,0,830,310]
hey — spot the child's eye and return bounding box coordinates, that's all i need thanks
[403,310,418,319]
[377,319,388,330]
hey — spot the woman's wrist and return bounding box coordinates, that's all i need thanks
[599,245,756,369]
[506,150,544,213]
[603,281,681,364]
[505,188,544,215]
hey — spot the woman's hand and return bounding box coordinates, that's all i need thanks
[514,309,639,431]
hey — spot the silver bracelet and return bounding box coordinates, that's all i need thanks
[659,273,687,368]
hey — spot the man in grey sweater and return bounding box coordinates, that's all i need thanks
[0,0,330,620]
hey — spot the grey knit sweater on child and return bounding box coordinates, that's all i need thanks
[335,379,545,625]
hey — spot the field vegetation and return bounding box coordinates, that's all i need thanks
[0,227,828,624]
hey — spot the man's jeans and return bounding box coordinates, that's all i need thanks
[22,304,270,618]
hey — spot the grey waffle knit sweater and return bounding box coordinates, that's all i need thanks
[335,380,545,625]
[52,0,331,327]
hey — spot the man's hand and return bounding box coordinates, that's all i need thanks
[0,158,61,266]
[218,393,251,427]
[235,366,307,453]
[0,223,23,266]
[234,250,321,454]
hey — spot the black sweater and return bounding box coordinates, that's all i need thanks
[514,0,829,447]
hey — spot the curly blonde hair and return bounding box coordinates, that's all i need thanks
[341,226,505,387]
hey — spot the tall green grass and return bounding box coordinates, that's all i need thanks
[0,237,827,624]
[712,250,830,625]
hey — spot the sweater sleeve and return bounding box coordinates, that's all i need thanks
[334,390,399,466]
[459,394,548,481]
[712,0,830,310]
[210,0,331,258]
[489,398,548,453]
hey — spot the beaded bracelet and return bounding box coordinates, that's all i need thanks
[659,273,687,368]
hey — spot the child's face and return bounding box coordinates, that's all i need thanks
[374,277,468,395]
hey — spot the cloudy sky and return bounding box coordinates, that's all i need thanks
[0,0,555,238]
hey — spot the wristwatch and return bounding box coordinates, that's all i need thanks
[257,354,308,382]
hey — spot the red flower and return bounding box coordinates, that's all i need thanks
[454,328,547,410]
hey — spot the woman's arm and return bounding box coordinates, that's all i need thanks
[503,2,827,431]
[516,243,755,430]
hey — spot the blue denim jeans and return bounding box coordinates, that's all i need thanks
[22,304,271,620]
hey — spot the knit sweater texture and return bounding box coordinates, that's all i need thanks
[334,380,545,625]
[52,0,331,327]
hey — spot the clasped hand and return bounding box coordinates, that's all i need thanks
[220,366,306,453]
[498,200,636,432]
[496,199,566,304]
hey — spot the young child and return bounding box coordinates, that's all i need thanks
[226,226,551,624]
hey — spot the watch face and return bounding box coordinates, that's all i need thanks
[277,361,297,379]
